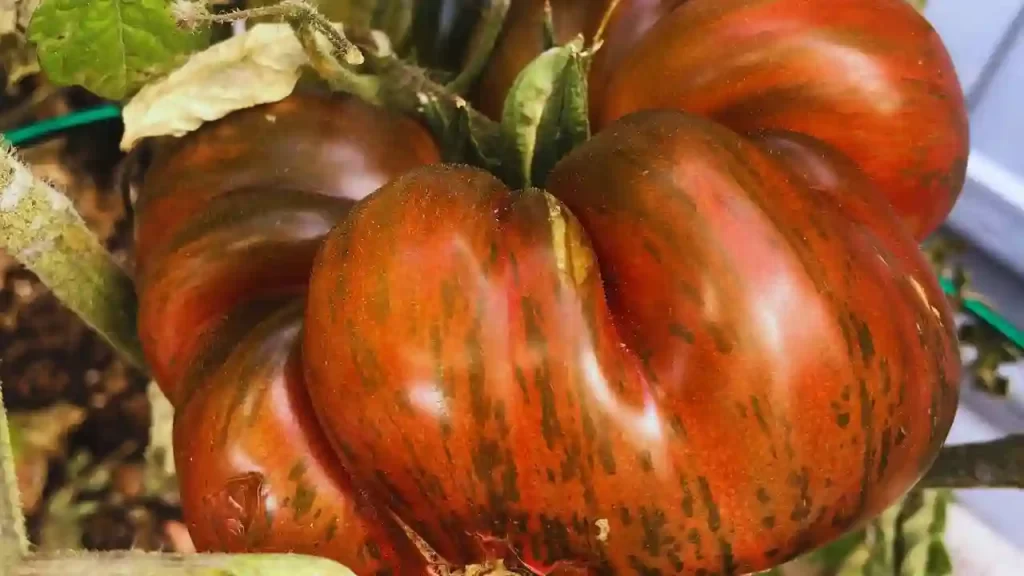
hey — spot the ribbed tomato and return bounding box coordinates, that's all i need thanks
[302,111,959,575]
[132,0,967,574]
[473,0,969,242]
[135,94,441,574]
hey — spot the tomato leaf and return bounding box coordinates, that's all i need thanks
[118,23,308,151]
[500,35,592,189]
[27,0,209,100]
[896,490,952,576]
[834,504,900,576]
[906,0,928,12]
[804,490,952,576]
[418,93,514,180]
[247,0,376,27]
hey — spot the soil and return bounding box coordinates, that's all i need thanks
[1,76,188,554]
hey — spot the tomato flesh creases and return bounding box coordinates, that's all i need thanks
[135,99,959,575]
[132,0,967,574]
[302,111,959,575]
[136,94,443,575]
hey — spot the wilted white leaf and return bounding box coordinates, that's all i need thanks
[119,22,308,151]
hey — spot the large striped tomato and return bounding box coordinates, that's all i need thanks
[135,95,441,574]
[132,0,966,574]
[473,0,969,242]
[303,112,960,575]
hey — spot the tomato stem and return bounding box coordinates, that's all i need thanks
[445,0,510,96]
[922,435,1024,489]
[0,385,29,565]
[0,143,146,372]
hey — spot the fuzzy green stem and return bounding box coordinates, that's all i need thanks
[179,0,365,64]
[0,143,146,371]
[0,382,29,567]
[12,551,357,575]
[593,0,622,45]
[292,21,383,103]
[285,8,509,170]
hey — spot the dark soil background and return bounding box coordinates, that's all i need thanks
[1,75,189,554]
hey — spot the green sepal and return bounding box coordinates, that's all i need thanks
[500,35,592,189]
[418,94,514,182]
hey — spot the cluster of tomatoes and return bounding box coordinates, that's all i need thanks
[131,1,968,574]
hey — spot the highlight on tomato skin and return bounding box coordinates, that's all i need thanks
[133,93,442,402]
[470,0,969,242]
[300,109,960,574]
[131,93,444,571]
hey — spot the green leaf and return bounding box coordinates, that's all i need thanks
[500,35,592,189]
[807,490,952,576]
[834,503,902,576]
[27,0,208,100]
[418,93,513,179]
[807,529,869,574]
[897,490,953,576]
[906,0,928,12]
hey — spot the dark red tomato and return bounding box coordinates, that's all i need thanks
[596,0,968,241]
[135,94,440,402]
[302,110,960,575]
[133,1,967,573]
[471,0,968,241]
[134,93,441,573]
[172,298,427,573]
[471,0,686,120]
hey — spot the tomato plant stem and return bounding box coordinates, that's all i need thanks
[0,143,146,372]
[0,383,29,567]
[445,0,510,95]
[9,551,360,575]
[922,435,1024,489]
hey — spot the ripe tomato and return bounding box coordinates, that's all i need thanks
[135,94,440,401]
[471,0,968,241]
[133,0,967,573]
[302,110,959,575]
[135,93,441,573]
[471,0,686,121]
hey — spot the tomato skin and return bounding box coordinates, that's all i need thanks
[302,110,959,574]
[173,299,426,574]
[472,0,967,240]
[586,0,691,118]
[135,94,441,401]
[596,0,968,240]
[134,93,441,570]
